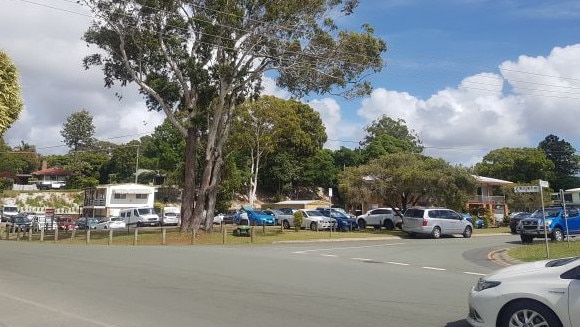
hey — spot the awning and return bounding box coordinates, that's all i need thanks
[113,189,152,194]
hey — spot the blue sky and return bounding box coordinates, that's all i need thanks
[2,0,580,166]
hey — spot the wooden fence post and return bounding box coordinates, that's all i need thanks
[40,229,45,242]
[162,227,166,245]
[108,228,113,245]
[133,227,138,246]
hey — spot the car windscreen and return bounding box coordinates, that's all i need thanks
[4,207,17,213]
[530,208,560,218]
[137,208,157,215]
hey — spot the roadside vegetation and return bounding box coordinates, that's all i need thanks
[509,240,580,262]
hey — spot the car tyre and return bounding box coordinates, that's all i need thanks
[384,220,395,231]
[310,221,317,231]
[462,226,472,238]
[431,226,441,239]
[520,235,533,244]
[282,220,290,229]
[357,219,366,230]
[499,300,561,327]
[551,227,564,242]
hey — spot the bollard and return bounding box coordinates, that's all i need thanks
[162,227,166,245]
[250,227,254,243]
[262,221,266,234]
[222,226,226,244]
[220,221,224,234]
[191,228,196,245]
[16,227,21,241]
[40,228,45,242]
[54,227,59,243]
[133,227,138,246]
[108,228,113,245]
[5,226,9,240]
[28,228,32,242]
[71,229,76,242]
[86,229,91,245]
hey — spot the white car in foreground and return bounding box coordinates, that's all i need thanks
[467,256,580,327]
[94,217,126,230]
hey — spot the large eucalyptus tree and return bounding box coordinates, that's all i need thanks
[0,50,24,134]
[81,0,386,231]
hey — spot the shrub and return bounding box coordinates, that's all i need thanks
[293,211,303,231]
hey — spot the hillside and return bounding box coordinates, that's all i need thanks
[1,191,82,215]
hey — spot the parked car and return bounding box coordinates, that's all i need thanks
[519,206,580,243]
[31,215,57,231]
[278,207,297,215]
[461,213,483,229]
[508,212,530,233]
[318,208,358,231]
[244,210,276,226]
[161,211,180,226]
[76,217,100,230]
[467,256,580,327]
[57,216,77,230]
[299,209,336,231]
[94,217,126,230]
[402,207,473,238]
[212,213,225,224]
[356,207,402,231]
[8,214,32,232]
[263,209,293,226]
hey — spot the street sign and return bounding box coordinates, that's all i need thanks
[539,180,549,188]
[514,186,540,193]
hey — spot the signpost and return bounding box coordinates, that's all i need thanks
[515,181,550,258]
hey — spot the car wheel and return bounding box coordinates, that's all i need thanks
[462,226,472,238]
[520,235,533,244]
[499,300,561,327]
[431,226,441,239]
[551,227,564,242]
[282,220,290,229]
[384,220,395,231]
[310,221,317,231]
[340,224,347,232]
[510,226,517,234]
[357,219,366,230]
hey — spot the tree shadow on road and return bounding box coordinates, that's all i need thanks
[444,319,471,327]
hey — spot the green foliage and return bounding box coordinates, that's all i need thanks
[481,208,493,228]
[293,211,304,231]
[474,147,554,183]
[60,110,96,152]
[339,153,476,211]
[0,51,24,134]
[538,134,580,191]
[360,116,423,163]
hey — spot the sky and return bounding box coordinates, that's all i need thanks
[2,0,580,166]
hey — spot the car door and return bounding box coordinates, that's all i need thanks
[568,266,580,327]
[565,207,580,235]
[446,210,464,234]
[367,209,382,226]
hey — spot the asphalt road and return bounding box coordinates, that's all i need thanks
[0,234,521,327]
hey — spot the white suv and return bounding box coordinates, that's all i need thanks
[402,207,473,238]
[356,208,402,231]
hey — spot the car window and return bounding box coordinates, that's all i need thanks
[405,209,424,218]
[428,210,440,218]
[566,207,579,217]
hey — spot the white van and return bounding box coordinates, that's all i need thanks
[118,208,160,227]
[1,205,19,222]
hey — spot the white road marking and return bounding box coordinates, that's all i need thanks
[463,271,486,276]
[0,291,117,327]
[422,266,446,271]
[291,243,405,254]
[321,254,338,257]
[351,257,373,261]
[386,261,410,266]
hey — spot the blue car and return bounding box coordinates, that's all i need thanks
[318,209,358,231]
[234,210,276,226]
[461,213,483,229]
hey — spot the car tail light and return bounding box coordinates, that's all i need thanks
[422,219,428,226]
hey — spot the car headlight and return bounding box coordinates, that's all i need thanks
[544,219,552,226]
[473,278,501,292]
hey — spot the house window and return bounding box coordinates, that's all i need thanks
[114,193,127,199]
[136,194,148,199]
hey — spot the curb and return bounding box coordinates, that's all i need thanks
[488,248,521,266]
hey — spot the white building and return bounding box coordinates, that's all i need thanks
[82,183,157,218]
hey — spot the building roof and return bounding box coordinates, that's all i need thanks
[275,200,328,205]
[472,175,514,185]
[31,167,73,176]
[566,188,580,192]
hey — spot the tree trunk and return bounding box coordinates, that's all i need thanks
[180,127,198,233]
